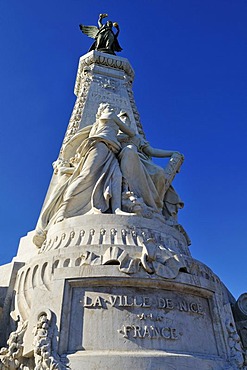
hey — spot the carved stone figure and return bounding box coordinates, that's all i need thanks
[47,104,136,223]
[33,311,68,370]
[0,320,28,369]
[79,14,122,55]
[226,319,247,369]
[117,111,184,221]
[33,159,75,247]
[33,104,185,248]
[33,103,129,246]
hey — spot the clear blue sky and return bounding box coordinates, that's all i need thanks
[0,1,246,299]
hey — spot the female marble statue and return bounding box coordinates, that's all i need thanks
[117,111,184,220]
[34,103,135,247]
[33,104,183,248]
[53,104,135,222]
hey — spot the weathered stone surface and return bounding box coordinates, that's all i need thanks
[6,257,245,369]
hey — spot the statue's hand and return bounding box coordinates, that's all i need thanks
[131,134,142,148]
[99,13,108,19]
[173,151,184,159]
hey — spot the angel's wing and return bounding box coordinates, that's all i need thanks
[79,25,98,39]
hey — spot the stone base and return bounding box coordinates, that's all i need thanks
[67,351,228,370]
[0,215,242,369]
[9,258,238,369]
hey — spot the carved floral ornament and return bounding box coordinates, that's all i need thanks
[33,310,69,370]
[225,319,247,369]
[0,320,28,369]
[79,52,134,78]
[0,311,69,370]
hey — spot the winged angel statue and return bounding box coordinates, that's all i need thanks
[79,13,122,55]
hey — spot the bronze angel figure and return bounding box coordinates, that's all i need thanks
[79,13,122,55]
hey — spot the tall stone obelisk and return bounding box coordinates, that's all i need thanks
[0,17,246,370]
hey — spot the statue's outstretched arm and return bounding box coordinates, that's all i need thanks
[98,13,107,28]
[113,22,120,37]
[113,115,135,137]
[143,145,181,158]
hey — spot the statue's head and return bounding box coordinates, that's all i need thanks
[96,103,115,118]
[52,159,69,174]
[106,20,113,28]
[118,110,131,125]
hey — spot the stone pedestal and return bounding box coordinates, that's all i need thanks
[2,215,244,369]
[0,52,246,370]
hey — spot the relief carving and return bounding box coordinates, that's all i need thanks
[93,76,119,92]
[226,319,247,369]
[124,78,145,138]
[33,310,69,370]
[11,263,54,325]
[0,320,30,369]
[81,237,187,279]
[232,293,247,351]
[79,52,134,79]
[61,75,92,153]
[140,238,187,279]
[33,103,186,249]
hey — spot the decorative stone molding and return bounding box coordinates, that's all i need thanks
[0,320,30,369]
[11,260,53,323]
[123,76,145,138]
[33,310,69,370]
[225,319,247,369]
[60,82,91,154]
[38,215,190,255]
[188,259,221,284]
[236,294,247,319]
[80,239,187,279]
[233,293,247,350]
[74,51,135,96]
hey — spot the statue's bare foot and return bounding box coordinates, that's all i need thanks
[114,208,135,216]
[93,207,102,214]
[85,208,102,215]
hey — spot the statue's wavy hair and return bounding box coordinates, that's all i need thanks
[96,103,115,119]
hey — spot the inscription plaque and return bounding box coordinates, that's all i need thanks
[67,286,218,355]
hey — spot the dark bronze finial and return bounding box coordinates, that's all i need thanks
[79,13,122,55]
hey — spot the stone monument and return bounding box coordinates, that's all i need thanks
[0,14,246,370]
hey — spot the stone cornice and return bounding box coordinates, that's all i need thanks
[74,51,135,96]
